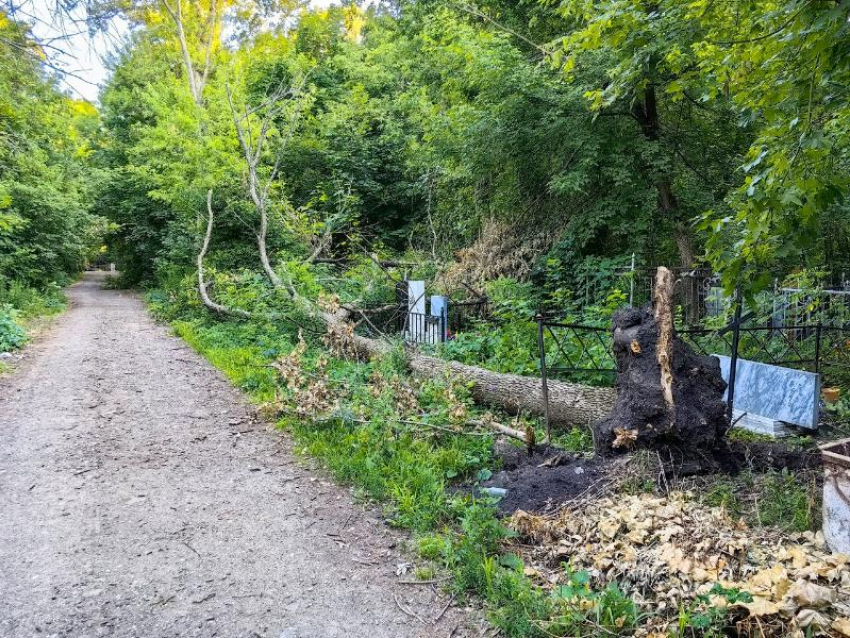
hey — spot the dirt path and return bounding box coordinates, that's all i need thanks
[0,273,474,638]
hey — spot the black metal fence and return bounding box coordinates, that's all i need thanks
[353,297,485,343]
[535,320,616,379]
[537,303,850,432]
[447,299,490,335]
[353,302,406,338]
[404,311,448,344]
[539,314,850,379]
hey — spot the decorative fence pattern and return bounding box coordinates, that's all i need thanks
[537,299,850,431]
[353,291,489,344]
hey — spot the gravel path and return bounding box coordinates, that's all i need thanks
[0,273,474,638]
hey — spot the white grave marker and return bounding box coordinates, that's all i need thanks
[406,280,426,343]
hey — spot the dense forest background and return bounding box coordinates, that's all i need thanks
[5,0,850,324]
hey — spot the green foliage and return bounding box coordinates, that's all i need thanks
[675,584,752,638]
[0,281,67,352]
[0,12,100,304]
[527,569,641,637]
[550,0,850,290]
[703,481,743,519]
[438,276,619,386]
[0,305,26,351]
[551,426,593,454]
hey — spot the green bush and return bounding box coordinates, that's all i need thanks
[0,305,26,351]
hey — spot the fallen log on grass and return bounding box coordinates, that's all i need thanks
[325,319,616,428]
[408,354,616,429]
[223,250,617,430]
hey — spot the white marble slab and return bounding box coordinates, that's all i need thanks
[406,281,426,343]
[714,355,819,429]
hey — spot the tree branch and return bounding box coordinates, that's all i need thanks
[197,189,253,319]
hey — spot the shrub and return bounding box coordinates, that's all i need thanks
[0,305,26,351]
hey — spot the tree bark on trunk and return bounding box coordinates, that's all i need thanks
[408,353,616,427]
[328,312,616,427]
[632,85,702,322]
[631,86,697,270]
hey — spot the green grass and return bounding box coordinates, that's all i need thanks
[698,469,819,533]
[551,425,594,453]
[757,469,819,532]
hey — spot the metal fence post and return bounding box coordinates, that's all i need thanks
[815,321,823,374]
[726,291,743,425]
[537,314,552,442]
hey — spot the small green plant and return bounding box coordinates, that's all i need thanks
[552,426,594,453]
[416,534,447,560]
[546,569,640,636]
[675,583,752,638]
[0,305,26,351]
[414,566,436,580]
[703,480,742,518]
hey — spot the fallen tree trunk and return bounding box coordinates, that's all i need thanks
[322,320,616,427]
[239,241,616,428]
[408,354,616,428]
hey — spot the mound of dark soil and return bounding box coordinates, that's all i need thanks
[476,434,820,517]
[482,443,609,514]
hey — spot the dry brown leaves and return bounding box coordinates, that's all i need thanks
[510,492,850,637]
[322,320,359,359]
[271,334,336,418]
[441,219,552,291]
[317,291,341,314]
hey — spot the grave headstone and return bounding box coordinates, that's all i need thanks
[428,295,448,344]
[406,280,426,343]
[714,355,819,430]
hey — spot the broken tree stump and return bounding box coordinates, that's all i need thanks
[592,267,729,466]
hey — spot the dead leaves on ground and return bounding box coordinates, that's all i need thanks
[271,333,336,417]
[510,492,849,637]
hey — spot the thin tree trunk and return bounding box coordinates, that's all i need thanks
[197,190,252,319]
[632,86,701,321]
[257,210,283,289]
[632,86,697,269]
